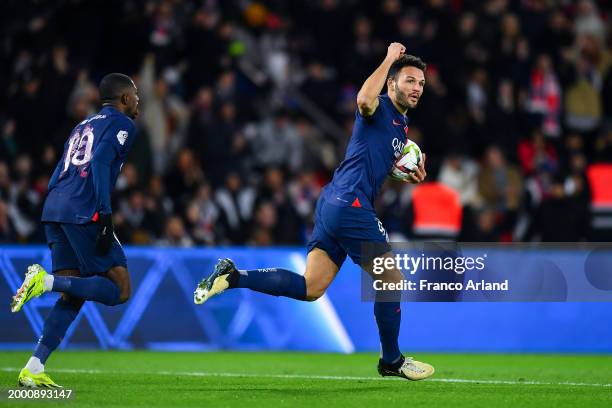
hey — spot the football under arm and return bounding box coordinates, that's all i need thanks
[90,141,116,215]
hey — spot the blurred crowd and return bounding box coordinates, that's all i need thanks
[0,0,611,246]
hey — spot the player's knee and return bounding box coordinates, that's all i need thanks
[304,279,326,301]
[61,293,85,308]
[305,292,323,301]
[305,295,321,301]
[107,266,131,304]
[116,276,131,304]
[118,284,131,304]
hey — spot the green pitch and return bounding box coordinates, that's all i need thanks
[0,351,611,407]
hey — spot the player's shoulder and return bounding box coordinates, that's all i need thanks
[376,94,393,112]
[356,95,389,122]
[106,109,135,131]
[91,107,135,149]
[77,107,133,131]
[104,108,135,139]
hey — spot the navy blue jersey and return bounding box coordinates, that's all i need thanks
[323,94,409,210]
[42,106,136,224]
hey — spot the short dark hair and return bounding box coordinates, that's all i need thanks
[99,73,135,103]
[387,55,426,81]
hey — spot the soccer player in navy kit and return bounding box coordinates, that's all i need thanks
[195,43,434,380]
[10,73,139,387]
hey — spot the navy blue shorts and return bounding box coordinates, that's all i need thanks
[307,196,391,268]
[44,222,127,276]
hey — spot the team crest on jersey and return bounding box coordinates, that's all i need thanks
[117,130,128,146]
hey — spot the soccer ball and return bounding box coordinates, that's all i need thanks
[389,139,422,182]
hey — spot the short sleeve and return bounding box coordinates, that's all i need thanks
[355,95,385,123]
[103,115,135,156]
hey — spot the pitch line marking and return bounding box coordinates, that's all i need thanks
[1,367,611,388]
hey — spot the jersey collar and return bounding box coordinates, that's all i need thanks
[381,94,409,125]
[100,105,121,115]
[99,105,134,124]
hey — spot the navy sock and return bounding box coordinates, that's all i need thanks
[33,298,82,364]
[235,268,307,300]
[52,276,121,306]
[374,294,402,364]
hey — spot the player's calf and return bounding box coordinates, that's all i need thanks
[104,266,131,304]
[303,248,339,301]
[195,257,329,304]
[11,264,132,311]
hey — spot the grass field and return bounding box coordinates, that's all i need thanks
[0,351,611,407]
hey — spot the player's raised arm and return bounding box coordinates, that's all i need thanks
[356,42,406,117]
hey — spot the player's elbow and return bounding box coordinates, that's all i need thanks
[356,95,376,116]
[356,95,372,112]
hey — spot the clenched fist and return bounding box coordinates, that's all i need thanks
[386,42,406,62]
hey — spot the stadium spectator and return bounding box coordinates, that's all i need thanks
[245,109,303,174]
[185,182,219,245]
[164,148,205,207]
[517,130,559,176]
[158,215,194,247]
[478,146,523,211]
[438,153,479,206]
[0,199,16,242]
[116,189,154,244]
[257,168,303,244]
[144,175,174,238]
[527,54,562,138]
[249,201,277,246]
[564,56,604,134]
[139,55,190,174]
[462,206,502,242]
[0,120,18,163]
[215,172,256,244]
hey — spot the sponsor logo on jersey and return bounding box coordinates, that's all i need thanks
[392,137,406,159]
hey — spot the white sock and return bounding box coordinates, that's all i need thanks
[25,357,44,374]
[43,274,54,292]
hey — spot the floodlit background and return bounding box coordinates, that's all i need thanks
[1,0,611,245]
